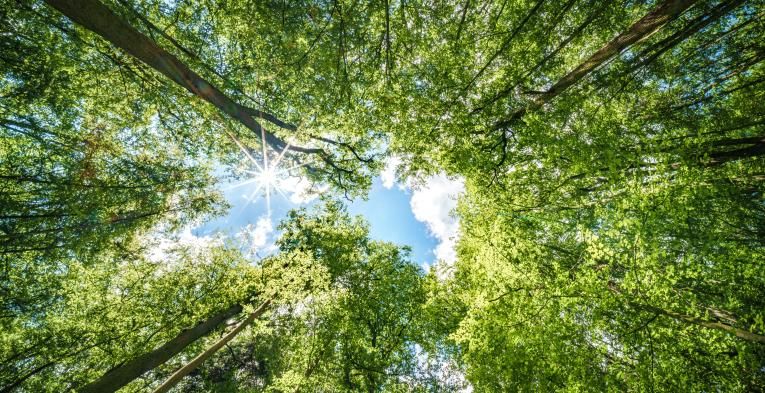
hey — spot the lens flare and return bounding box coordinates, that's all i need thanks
[226,133,294,216]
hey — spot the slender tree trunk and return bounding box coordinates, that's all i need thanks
[495,0,698,129]
[475,0,599,112]
[541,0,697,100]
[1,328,143,393]
[151,299,272,393]
[0,361,55,393]
[642,302,765,344]
[42,0,317,155]
[78,304,243,393]
[608,283,765,344]
[707,136,765,165]
[629,0,745,73]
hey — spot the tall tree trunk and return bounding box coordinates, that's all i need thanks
[540,0,697,101]
[0,328,140,392]
[78,304,243,393]
[151,299,272,393]
[608,282,765,344]
[0,361,55,393]
[476,3,605,112]
[640,302,765,344]
[42,0,317,155]
[707,136,765,165]
[495,0,698,129]
[628,0,745,73]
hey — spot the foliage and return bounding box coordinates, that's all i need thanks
[177,203,459,392]
[1,240,256,392]
[2,0,765,391]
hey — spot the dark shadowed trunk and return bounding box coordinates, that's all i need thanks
[151,299,271,393]
[43,0,317,155]
[707,136,765,165]
[78,304,243,393]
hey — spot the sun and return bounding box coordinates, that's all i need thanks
[257,167,277,186]
[226,131,302,216]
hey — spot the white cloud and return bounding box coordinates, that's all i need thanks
[380,155,402,189]
[251,216,274,249]
[409,174,464,269]
[277,176,328,204]
[146,225,221,264]
[237,215,277,255]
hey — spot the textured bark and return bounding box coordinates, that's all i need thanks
[495,0,698,129]
[78,304,243,393]
[540,0,698,101]
[43,0,317,155]
[152,299,272,393]
[629,0,746,73]
[645,303,765,344]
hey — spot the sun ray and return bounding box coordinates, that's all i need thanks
[271,141,292,169]
[274,183,291,202]
[226,127,310,215]
[227,130,264,172]
[244,182,264,203]
[233,182,264,215]
[225,177,260,191]
[261,126,268,173]
[265,183,272,216]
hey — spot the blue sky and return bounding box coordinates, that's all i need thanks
[192,172,454,265]
[347,179,439,264]
[191,140,465,269]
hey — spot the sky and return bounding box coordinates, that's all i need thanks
[193,155,464,271]
[172,152,470,391]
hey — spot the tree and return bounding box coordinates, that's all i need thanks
[374,0,765,390]
[78,303,245,393]
[440,178,765,390]
[150,299,271,393]
[1,240,257,392]
[42,0,381,194]
[1,2,227,354]
[171,202,459,392]
[3,0,765,391]
[1,0,225,259]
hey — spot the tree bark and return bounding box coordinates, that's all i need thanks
[151,299,272,393]
[495,0,698,129]
[608,282,765,344]
[628,0,745,73]
[540,0,698,101]
[642,302,765,344]
[42,0,317,155]
[78,304,243,393]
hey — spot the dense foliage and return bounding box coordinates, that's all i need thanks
[1,0,764,391]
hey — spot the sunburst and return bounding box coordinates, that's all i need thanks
[225,129,307,216]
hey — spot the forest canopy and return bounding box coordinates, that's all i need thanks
[1,0,764,391]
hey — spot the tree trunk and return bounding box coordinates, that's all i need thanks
[708,136,765,165]
[42,0,317,155]
[628,0,745,73]
[643,303,765,344]
[541,0,697,101]
[495,0,698,129]
[608,282,765,344]
[78,304,243,393]
[151,299,272,393]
